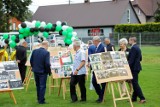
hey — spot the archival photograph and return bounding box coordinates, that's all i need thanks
[3,61,18,70]
[91,62,103,71]
[0,81,9,89]
[101,52,112,60]
[103,60,114,69]
[89,54,102,62]
[118,69,128,76]
[110,52,121,59]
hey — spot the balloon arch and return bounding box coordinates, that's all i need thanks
[2,20,78,48]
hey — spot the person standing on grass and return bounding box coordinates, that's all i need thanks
[104,38,115,51]
[128,36,146,104]
[30,41,51,104]
[118,38,133,96]
[16,40,27,83]
[70,40,86,103]
[92,36,106,103]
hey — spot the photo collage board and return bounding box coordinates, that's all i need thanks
[50,50,73,78]
[89,51,133,84]
[0,61,23,91]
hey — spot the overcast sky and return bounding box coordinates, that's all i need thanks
[28,0,111,13]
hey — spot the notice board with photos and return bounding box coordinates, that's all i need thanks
[50,50,73,79]
[0,61,23,91]
[89,51,133,84]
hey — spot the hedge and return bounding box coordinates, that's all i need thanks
[114,23,160,33]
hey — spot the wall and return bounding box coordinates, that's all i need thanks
[134,6,147,23]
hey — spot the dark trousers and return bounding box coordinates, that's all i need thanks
[18,63,26,83]
[34,72,48,104]
[92,72,106,101]
[132,71,145,101]
[70,74,86,101]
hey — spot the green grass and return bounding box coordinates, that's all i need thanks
[1,46,160,107]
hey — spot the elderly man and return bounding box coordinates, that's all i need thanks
[104,38,115,51]
[128,37,146,104]
[30,41,51,104]
[16,40,27,83]
[92,36,106,103]
[70,40,86,103]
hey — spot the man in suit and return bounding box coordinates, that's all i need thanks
[104,38,115,51]
[30,41,51,104]
[16,41,27,83]
[92,36,106,103]
[128,37,146,104]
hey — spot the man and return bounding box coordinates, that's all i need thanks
[70,40,86,103]
[92,36,106,103]
[30,41,51,104]
[128,37,146,104]
[104,38,115,51]
[16,40,27,83]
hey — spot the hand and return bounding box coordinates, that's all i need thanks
[87,63,90,68]
[17,60,20,63]
[74,71,78,75]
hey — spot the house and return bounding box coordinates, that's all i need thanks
[132,0,160,23]
[32,0,140,37]
[9,17,21,31]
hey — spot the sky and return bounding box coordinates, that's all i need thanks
[28,0,111,13]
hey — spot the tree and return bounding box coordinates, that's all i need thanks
[154,2,160,22]
[1,0,32,32]
[0,1,7,32]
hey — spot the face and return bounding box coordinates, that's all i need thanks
[93,40,99,46]
[119,43,126,49]
[129,38,133,45]
[105,40,110,45]
[23,42,28,48]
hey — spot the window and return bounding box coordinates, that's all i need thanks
[88,28,104,36]
[138,9,141,15]
[12,23,16,30]
[127,9,131,23]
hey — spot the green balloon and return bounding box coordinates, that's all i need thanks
[67,32,72,39]
[19,28,25,34]
[11,35,16,41]
[34,32,39,36]
[66,39,72,45]
[3,34,9,39]
[46,23,52,29]
[35,21,41,27]
[19,34,24,39]
[56,25,62,31]
[43,32,49,38]
[9,41,16,48]
[62,30,67,36]
[25,28,30,33]
[67,27,73,33]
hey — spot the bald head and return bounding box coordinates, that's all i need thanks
[104,38,110,45]
[21,40,27,48]
[42,41,49,50]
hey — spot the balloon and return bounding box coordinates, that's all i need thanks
[46,23,52,29]
[59,30,63,35]
[67,32,73,39]
[25,28,30,33]
[34,32,39,36]
[19,28,25,34]
[39,27,45,32]
[34,27,39,32]
[41,21,46,27]
[38,32,43,37]
[11,35,16,41]
[3,34,9,39]
[56,25,62,31]
[45,28,50,32]
[35,21,41,27]
[15,38,20,43]
[67,27,73,33]
[65,39,72,45]
[56,21,62,26]
[62,25,68,31]
[9,41,16,48]
[19,34,24,39]
[43,32,49,38]
[62,30,67,36]
[21,22,27,28]
[4,39,9,44]
[62,22,67,26]
[72,32,77,36]
[51,27,56,32]
[30,28,35,33]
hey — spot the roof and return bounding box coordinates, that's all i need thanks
[32,0,135,27]
[132,0,160,16]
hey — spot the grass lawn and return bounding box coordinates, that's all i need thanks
[1,46,160,107]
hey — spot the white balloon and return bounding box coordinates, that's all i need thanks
[72,32,77,37]
[71,37,76,41]
[56,21,62,26]
[41,21,46,27]
[62,25,69,30]
[38,32,43,37]
[25,21,32,28]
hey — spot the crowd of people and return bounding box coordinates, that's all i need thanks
[15,36,146,105]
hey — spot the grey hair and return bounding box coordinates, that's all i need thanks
[130,36,137,42]
[92,36,101,41]
[105,38,110,41]
[88,40,93,45]
[42,41,49,46]
[73,40,81,46]
[119,38,128,45]
[19,39,26,45]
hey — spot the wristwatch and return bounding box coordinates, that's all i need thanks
[76,69,79,71]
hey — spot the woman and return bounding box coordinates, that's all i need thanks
[118,38,133,96]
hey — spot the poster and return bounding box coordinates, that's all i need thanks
[89,51,132,84]
[0,61,23,91]
[51,50,73,78]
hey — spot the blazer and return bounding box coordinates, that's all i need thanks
[95,43,105,53]
[30,48,51,74]
[106,43,115,51]
[16,46,27,65]
[88,45,96,62]
[128,44,142,72]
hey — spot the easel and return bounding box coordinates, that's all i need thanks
[0,90,17,104]
[49,75,59,95]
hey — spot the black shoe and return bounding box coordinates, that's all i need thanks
[71,100,78,103]
[80,99,86,102]
[131,99,137,102]
[96,99,103,103]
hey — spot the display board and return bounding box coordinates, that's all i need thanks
[89,51,132,84]
[51,50,73,78]
[0,61,23,91]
